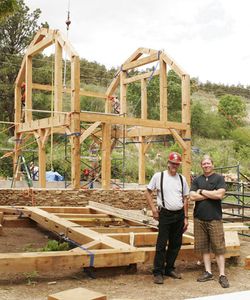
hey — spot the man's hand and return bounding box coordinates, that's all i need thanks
[152,208,159,220]
[183,218,188,232]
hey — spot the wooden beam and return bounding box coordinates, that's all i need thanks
[169,128,187,150]
[80,112,187,130]
[80,121,101,144]
[26,35,54,56]
[17,114,68,133]
[124,70,160,84]
[32,83,107,99]
[126,127,170,137]
[54,41,63,112]
[101,123,111,189]
[0,249,144,277]
[122,52,159,71]
[107,232,194,247]
[161,52,186,77]
[160,57,167,121]
[25,56,32,122]
[88,201,157,228]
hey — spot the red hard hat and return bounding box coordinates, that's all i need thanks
[168,152,182,164]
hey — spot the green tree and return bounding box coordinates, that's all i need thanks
[218,94,247,128]
[191,102,205,135]
[0,0,17,20]
[0,0,42,123]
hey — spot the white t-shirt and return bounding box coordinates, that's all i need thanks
[147,171,189,211]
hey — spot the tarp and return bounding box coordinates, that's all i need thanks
[46,171,64,182]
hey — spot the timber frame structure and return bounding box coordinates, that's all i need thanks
[14,28,191,189]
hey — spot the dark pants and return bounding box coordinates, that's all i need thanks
[153,208,184,276]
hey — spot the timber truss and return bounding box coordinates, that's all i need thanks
[0,202,246,277]
[14,28,191,189]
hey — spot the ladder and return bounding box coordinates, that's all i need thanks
[11,155,33,188]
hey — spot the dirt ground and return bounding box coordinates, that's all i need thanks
[0,227,249,300]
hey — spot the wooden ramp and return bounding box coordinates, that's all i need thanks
[0,202,245,277]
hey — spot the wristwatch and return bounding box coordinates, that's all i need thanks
[199,189,203,195]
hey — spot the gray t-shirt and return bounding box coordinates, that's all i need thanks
[147,171,189,211]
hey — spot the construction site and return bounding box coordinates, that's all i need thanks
[0,28,249,300]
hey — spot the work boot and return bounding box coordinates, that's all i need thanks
[165,270,182,279]
[197,271,214,282]
[154,274,164,284]
[219,275,229,288]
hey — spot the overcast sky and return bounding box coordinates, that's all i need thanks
[24,0,250,86]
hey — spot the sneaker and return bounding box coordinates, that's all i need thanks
[154,274,164,284]
[197,271,214,282]
[165,270,182,279]
[219,275,229,288]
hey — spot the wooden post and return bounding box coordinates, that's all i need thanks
[138,78,147,184]
[181,74,191,186]
[120,71,127,115]
[160,56,167,121]
[54,41,63,112]
[101,123,111,189]
[70,55,81,189]
[25,56,32,122]
[34,129,48,188]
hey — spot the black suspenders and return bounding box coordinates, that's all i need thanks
[160,172,184,207]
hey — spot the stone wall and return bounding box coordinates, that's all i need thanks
[0,189,150,210]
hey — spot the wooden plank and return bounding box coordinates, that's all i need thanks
[0,224,2,235]
[80,111,187,131]
[160,58,167,121]
[245,256,250,270]
[48,287,107,300]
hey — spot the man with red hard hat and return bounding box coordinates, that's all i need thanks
[145,151,189,284]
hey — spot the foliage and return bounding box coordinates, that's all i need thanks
[198,81,250,100]
[218,94,247,129]
[231,127,250,152]
[41,240,69,252]
[191,102,205,135]
[0,0,42,123]
[0,0,17,20]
